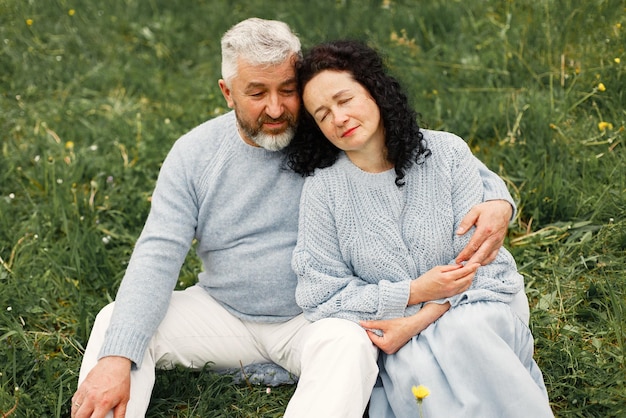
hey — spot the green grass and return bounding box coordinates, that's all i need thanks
[1,0,625,416]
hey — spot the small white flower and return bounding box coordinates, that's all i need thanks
[9,193,15,199]
[266,387,271,394]
[89,145,98,151]
[7,306,12,311]
[102,235,111,244]
[34,155,41,162]
[56,178,63,184]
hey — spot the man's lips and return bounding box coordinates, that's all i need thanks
[264,119,286,127]
[263,120,287,131]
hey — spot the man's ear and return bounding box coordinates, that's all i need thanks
[218,79,234,108]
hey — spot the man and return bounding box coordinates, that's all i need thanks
[71,18,521,418]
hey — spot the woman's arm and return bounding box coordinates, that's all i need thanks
[455,157,516,265]
[407,263,479,305]
[293,179,411,323]
[360,302,451,354]
[443,135,523,308]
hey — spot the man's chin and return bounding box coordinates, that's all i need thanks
[254,130,294,151]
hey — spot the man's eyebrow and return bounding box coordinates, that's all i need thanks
[281,77,298,87]
[244,78,297,91]
[243,82,266,92]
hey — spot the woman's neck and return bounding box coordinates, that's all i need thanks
[344,149,393,173]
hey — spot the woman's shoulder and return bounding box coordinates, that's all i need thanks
[301,156,352,202]
[420,129,474,161]
[421,129,467,148]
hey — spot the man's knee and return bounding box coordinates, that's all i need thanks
[94,302,115,327]
[308,318,377,357]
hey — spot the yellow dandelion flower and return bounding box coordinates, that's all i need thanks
[412,385,430,401]
[597,82,606,92]
[598,121,613,131]
[68,9,75,16]
[65,141,75,150]
[26,19,33,26]
[615,58,621,64]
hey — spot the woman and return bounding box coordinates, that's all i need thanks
[286,40,552,417]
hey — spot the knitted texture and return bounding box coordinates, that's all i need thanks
[100,111,305,364]
[293,129,523,323]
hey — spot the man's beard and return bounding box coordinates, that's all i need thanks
[236,112,297,151]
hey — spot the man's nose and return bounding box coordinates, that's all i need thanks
[265,94,284,119]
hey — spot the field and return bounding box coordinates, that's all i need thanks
[1,0,625,416]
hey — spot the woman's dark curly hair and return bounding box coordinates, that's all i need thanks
[284,39,430,186]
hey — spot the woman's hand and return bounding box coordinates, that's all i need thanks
[408,263,479,305]
[361,302,451,354]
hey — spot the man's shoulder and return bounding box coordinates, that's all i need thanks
[174,111,236,149]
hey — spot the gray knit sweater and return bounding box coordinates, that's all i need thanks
[99,114,515,365]
[100,112,304,364]
[292,129,523,323]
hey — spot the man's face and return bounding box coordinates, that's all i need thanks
[219,55,300,151]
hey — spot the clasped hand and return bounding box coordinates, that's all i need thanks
[363,263,478,354]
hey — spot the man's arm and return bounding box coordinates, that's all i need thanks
[72,356,131,418]
[455,158,515,265]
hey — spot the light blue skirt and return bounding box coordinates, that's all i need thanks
[369,301,553,417]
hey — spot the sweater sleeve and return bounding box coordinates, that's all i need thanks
[292,178,410,323]
[444,138,523,307]
[475,156,517,220]
[99,140,198,365]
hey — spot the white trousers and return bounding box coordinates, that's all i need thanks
[78,285,379,418]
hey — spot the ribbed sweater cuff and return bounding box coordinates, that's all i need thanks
[379,280,411,319]
[98,324,152,368]
[483,194,517,221]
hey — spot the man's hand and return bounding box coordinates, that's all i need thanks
[71,356,131,418]
[455,200,513,265]
[408,263,479,305]
[361,302,450,354]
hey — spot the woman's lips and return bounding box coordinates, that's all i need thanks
[342,126,358,137]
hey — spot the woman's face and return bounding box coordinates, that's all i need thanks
[302,70,385,158]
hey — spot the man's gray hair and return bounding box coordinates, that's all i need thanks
[221,18,301,85]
